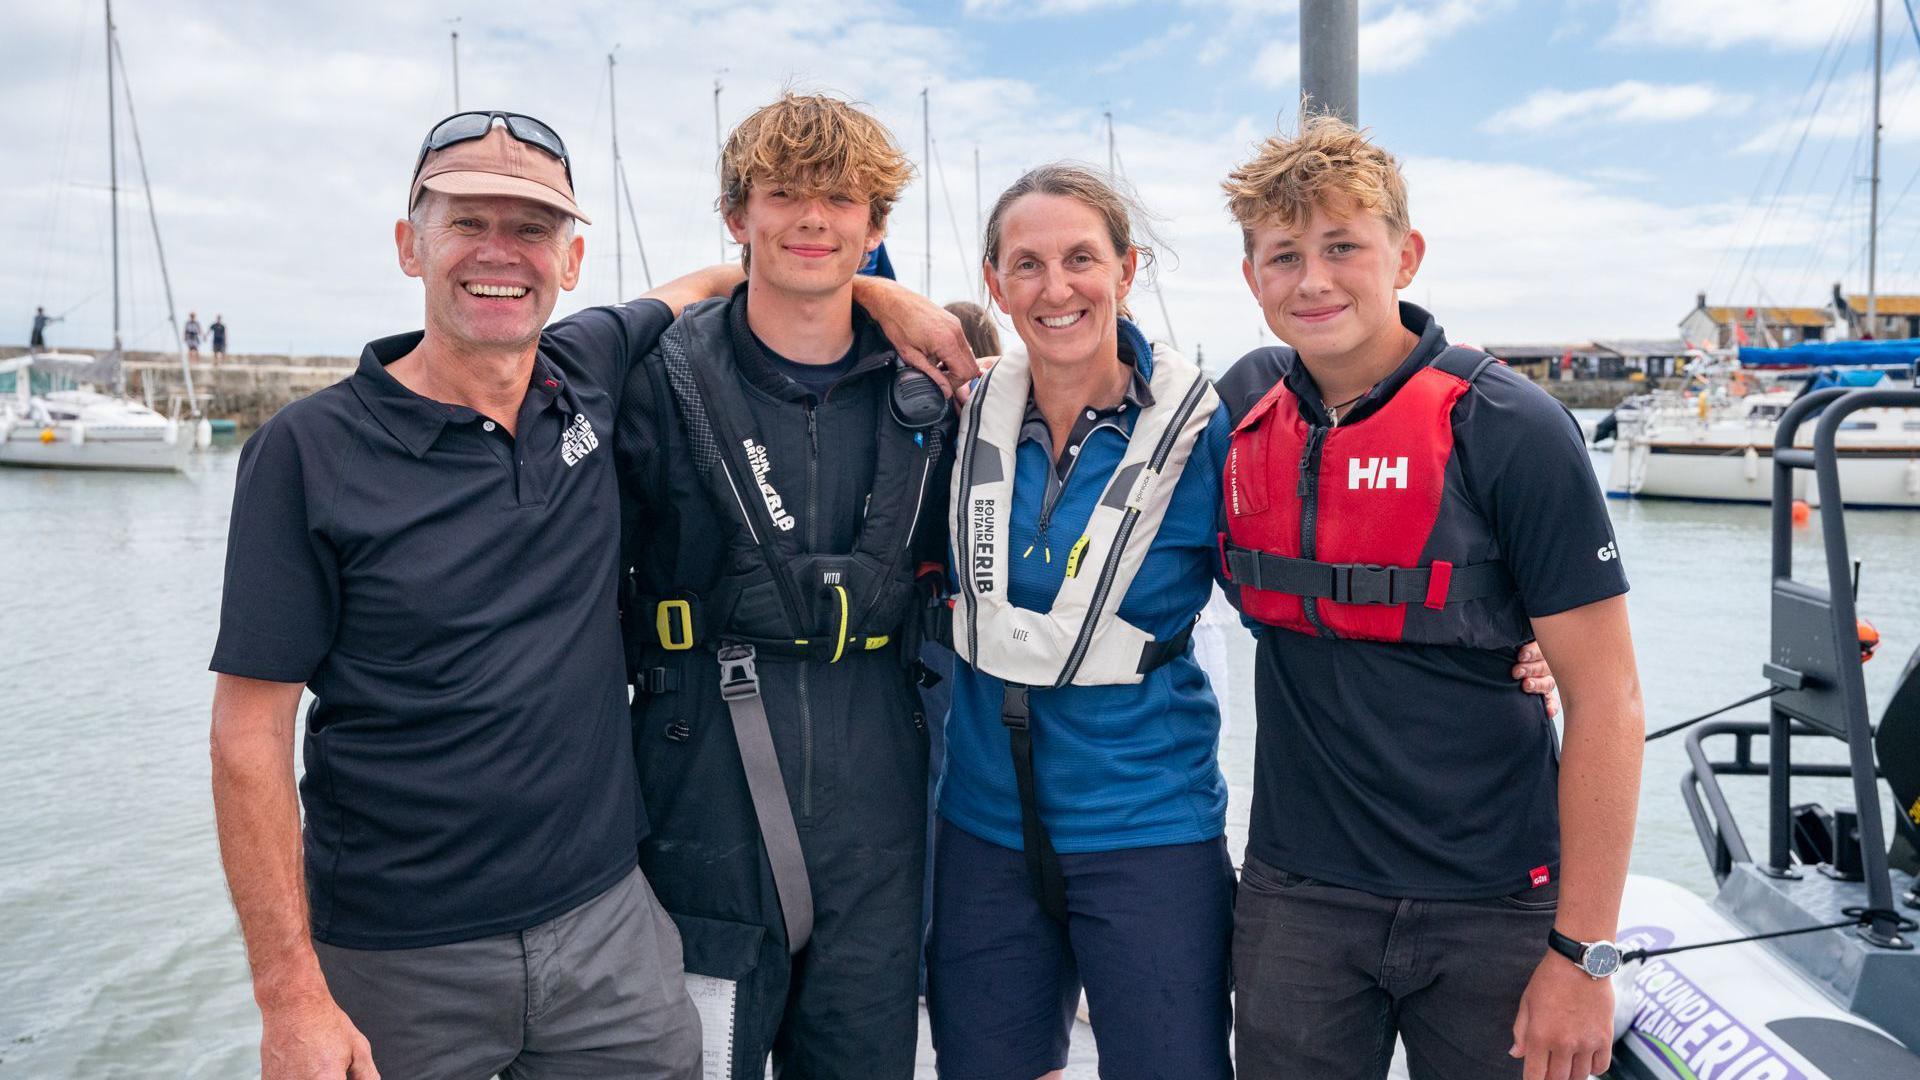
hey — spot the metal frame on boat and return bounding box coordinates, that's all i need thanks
[1612,385,1920,1080]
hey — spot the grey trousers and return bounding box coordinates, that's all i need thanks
[315,867,702,1080]
[1232,856,1561,1080]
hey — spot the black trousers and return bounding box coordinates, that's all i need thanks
[1232,856,1560,1080]
[634,653,929,1080]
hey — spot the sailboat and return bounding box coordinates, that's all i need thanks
[1604,1,1920,510]
[1,0,207,473]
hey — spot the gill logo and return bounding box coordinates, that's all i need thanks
[741,438,796,532]
[1598,540,1620,562]
[1348,456,1408,490]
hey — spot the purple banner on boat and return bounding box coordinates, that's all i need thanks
[1616,925,1808,1080]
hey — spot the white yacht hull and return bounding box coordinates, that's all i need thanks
[1605,399,1920,509]
[0,425,191,472]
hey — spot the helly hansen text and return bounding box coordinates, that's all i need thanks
[1349,456,1408,490]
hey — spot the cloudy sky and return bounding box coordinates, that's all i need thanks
[5,0,1914,365]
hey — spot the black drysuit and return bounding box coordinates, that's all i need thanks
[616,291,948,1079]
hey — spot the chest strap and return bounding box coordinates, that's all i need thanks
[1219,544,1514,610]
[717,644,814,955]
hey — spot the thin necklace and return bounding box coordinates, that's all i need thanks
[1326,391,1366,427]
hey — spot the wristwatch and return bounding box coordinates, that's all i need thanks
[1548,928,1623,978]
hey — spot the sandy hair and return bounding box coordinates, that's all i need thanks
[982,163,1159,276]
[1221,115,1410,255]
[718,92,913,236]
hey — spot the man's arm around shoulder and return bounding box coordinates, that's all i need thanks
[211,674,379,1080]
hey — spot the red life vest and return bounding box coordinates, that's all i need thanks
[1220,347,1525,648]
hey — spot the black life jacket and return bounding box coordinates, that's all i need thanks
[624,300,944,667]
[1219,346,1528,649]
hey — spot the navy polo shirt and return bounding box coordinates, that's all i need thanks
[211,299,673,949]
[1218,303,1628,899]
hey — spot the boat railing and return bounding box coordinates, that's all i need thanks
[1679,718,1869,884]
[1765,385,1920,945]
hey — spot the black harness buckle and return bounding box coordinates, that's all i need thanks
[1334,563,1396,605]
[1000,685,1032,731]
[718,643,760,701]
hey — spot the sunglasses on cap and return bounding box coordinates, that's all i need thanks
[412,111,573,187]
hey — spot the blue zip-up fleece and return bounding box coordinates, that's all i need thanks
[940,321,1231,854]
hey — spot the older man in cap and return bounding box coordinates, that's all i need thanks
[209,111,974,1080]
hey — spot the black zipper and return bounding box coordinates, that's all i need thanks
[801,403,819,817]
[1297,424,1334,638]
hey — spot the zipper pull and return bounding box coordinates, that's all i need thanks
[807,407,818,452]
[1298,427,1325,497]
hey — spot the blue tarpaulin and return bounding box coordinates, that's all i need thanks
[1739,339,1920,367]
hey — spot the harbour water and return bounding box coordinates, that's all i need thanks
[2,426,1918,1077]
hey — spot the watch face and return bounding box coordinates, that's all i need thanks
[1584,941,1622,978]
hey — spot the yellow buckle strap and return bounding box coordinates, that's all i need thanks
[656,600,694,651]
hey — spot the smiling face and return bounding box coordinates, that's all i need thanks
[726,182,883,301]
[396,192,583,353]
[985,193,1137,372]
[1241,195,1424,369]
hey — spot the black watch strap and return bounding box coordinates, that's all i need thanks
[1547,927,1587,968]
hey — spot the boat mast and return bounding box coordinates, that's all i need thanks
[923,87,932,294]
[110,25,197,413]
[714,73,726,262]
[974,145,982,302]
[106,0,120,366]
[1869,0,1882,336]
[609,49,622,300]
[449,19,461,110]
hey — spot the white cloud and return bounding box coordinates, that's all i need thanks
[1608,0,1867,51]
[1360,0,1497,74]
[1252,0,1506,88]
[1483,80,1751,134]
[962,0,1138,15]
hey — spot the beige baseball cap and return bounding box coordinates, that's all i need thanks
[408,121,591,224]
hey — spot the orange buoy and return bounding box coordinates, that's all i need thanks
[1791,499,1811,525]
[38,427,55,444]
[1860,618,1882,663]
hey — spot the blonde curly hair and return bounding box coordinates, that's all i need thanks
[1221,115,1409,255]
[718,92,913,263]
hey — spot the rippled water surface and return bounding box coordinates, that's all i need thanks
[2,430,1918,1076]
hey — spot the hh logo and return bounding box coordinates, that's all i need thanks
[1529,865,1551,888]
[1348,456,1408,490]
[1597,541,1619,562]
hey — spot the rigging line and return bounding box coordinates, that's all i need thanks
[929,137,973,303]
[1711,0,1863,299]
[1784,127,1866,302]
[1110,141,1179,350]
[617,157,654,290]
[1722,2,1867,304]
[36,3,94,309]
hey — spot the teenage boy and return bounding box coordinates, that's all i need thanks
[615,93,947,1079]
[1215,116,1645,1080]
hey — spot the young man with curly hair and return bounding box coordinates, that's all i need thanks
[1214,117,1644,1080]
[615,93,950,1079]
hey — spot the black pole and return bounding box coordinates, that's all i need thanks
[1299,0,1359,124]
